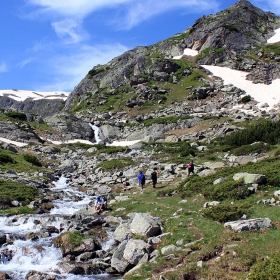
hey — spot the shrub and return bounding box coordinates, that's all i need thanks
[240,95,251,103]
[232,142,273,156]
[23,154,42,167]
[223,23,239,32]
[203,203,250,223]
[203,180,251,200]
[143,116,182,126]
[274,149,280,157]
[93,144,129,154]
[0,153,16,164]
[61,142,94,150]
[221,119,280,147]
[5,112,27,121]
[88,68,104,77]
[248,252,280,280]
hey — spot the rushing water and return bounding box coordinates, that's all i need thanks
[89,123,102,144]
[0,176,122,280]
[50,176,92,215]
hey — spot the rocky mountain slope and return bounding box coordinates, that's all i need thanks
[63,0,280,116]
[1,0,280,145]
[1,1,280,279]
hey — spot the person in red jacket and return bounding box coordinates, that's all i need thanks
[187,160,194,176]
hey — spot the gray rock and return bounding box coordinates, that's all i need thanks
[274,190,280,199]
[213,177,226,185]
[100,125,121,142]
[232,173,266,184]
[130,213,162,237]
[203,201,220,208]
[114,223,132,242]
[161,244,181,255]
[123,239,151,265]
[111,241,130,273]
[59,159,77,173]
[224,218,271,232]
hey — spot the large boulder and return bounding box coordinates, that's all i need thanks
[45,113,94,141]
[232,173,266,184]
[123,239,151,265]
[54,233,96,256]
[99,125,121,142]
[224,218,271,232]
[114,223,132,242]
[0,121,44,145]
[111,241,130,273]
[58,159,78,173]
[130,213,162,237]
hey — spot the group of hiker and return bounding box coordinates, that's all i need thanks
[94,161,195,213]
[137,167,160,192]
[137,160,195,192]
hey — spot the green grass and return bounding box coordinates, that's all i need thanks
[0,149,47,173]
[142,142,196,163]
[262,42,280,56]
[0,206,37,215]
[196,47,226,61]
[143,116,188,126]
[109,155,280,279]
[54,231,88,252]
[96,157,135,171]
[0,179,40,206]
[168,31,191,42]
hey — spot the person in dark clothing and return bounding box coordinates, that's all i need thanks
[187,160,194,176]
[137,170,146,192]
[151,167,160,188]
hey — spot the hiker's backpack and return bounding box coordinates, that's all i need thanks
[151,171,157,179]
[140,174,146,184]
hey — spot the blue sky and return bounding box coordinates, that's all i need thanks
[0,0,279,92]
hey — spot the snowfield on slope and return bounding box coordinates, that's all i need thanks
[0,89,70,102]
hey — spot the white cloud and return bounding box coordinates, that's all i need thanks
[119,0,220,29]
[26,0,131,17]
[30,40,48,52]
[27,0,220,29]
[52,18,88,44]
[17,58,34,69]
[36,43,128,91]
[0,62,8,73]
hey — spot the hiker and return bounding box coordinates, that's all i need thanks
[137,170,146,192]
[94,195,107,213]
[187,160,195,176]
[151,167,160,188]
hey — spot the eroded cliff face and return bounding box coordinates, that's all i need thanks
[0,96,65,117]
[62,1,280,116]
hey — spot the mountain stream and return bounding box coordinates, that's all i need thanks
[0,176,122,280]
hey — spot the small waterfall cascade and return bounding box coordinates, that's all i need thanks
[89,123,102,144]
[0,177,120,280]
[50,176,91,215]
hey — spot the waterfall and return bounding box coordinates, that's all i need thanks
[89,123,102,144]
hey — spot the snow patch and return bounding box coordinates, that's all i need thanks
[201,65,280,108]
[0,89,70,102]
